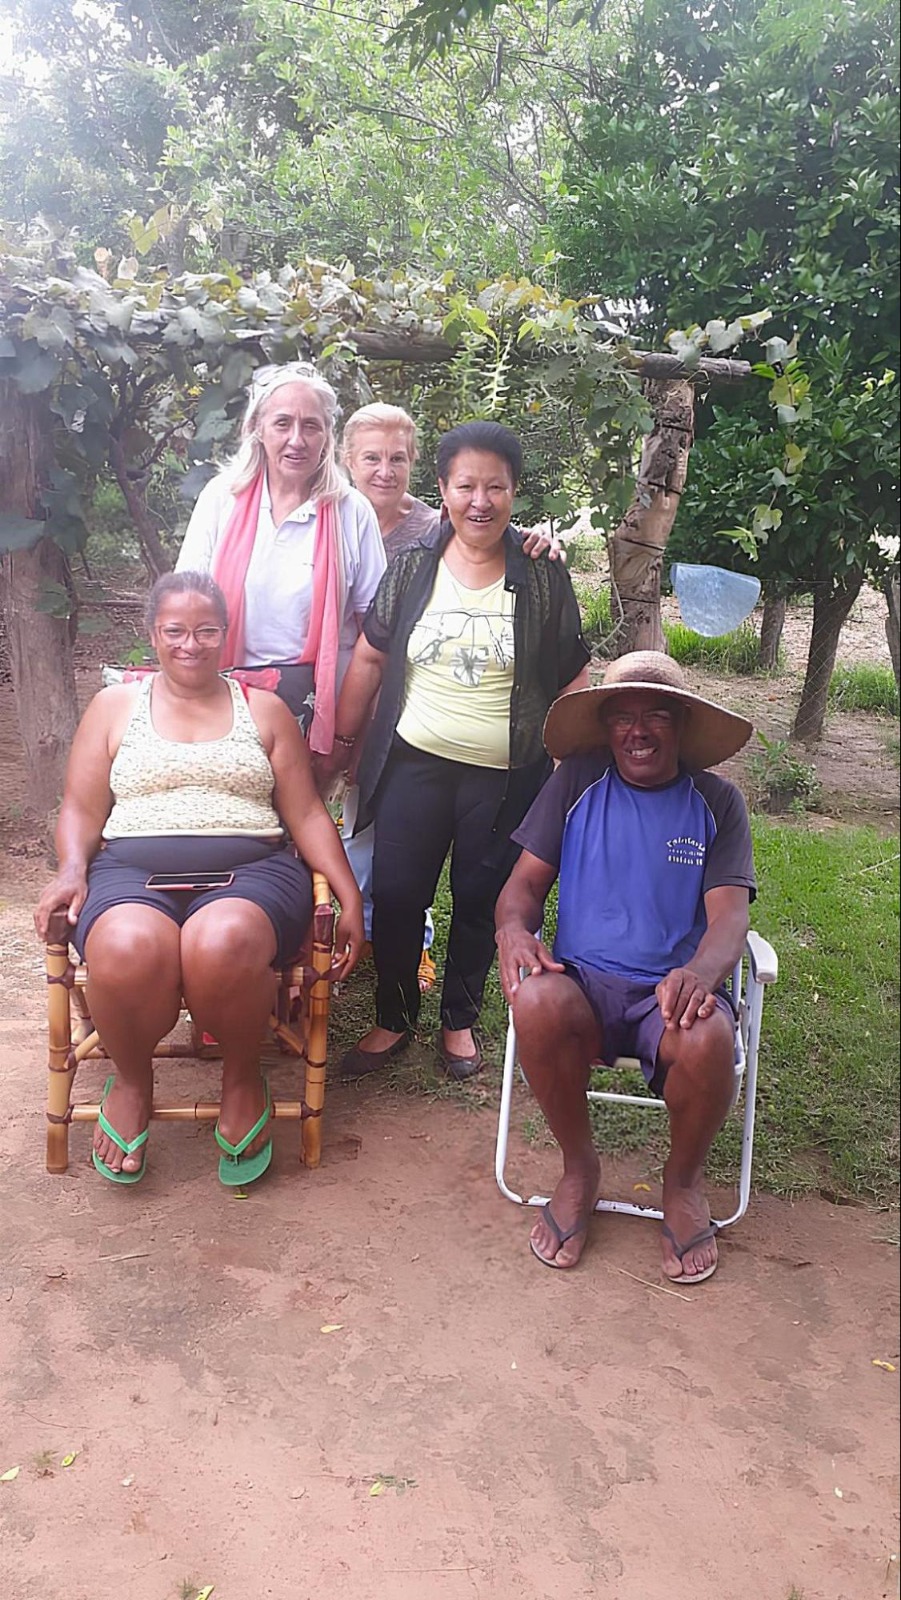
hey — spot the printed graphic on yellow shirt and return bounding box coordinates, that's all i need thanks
[408,604,515,686]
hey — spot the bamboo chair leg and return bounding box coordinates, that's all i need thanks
[46,919,76,1174]
[302,874,334,1169]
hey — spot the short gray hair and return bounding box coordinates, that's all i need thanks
[145,570,228,631]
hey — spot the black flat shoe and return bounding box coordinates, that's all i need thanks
[434,1034,484,1081]
[339,1033,411,1080]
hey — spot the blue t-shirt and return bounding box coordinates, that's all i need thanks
[512,753,756,984]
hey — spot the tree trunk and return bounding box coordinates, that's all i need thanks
[108,437,173,578]
[758,586,786,671]
[610,378,694,654]
[792,575,863,743]
[0,382,79,817]
[884,569,900,689]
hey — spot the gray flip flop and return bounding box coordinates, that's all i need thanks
[529,1201,590,1270]
[661,1222,719,1284]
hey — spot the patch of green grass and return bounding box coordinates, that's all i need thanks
[747,733,821,816]
[572,576,616,653]
[829,662,899,716]
[664,619,772,674]
[562,531,605,573]
[710,820,900,1200]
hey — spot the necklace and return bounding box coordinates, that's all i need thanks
[442,559,505,608]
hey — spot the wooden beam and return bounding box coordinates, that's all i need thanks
[348,328,751,384]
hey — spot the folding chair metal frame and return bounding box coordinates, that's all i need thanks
[44,871,335,1174]
[494,930,778,1230]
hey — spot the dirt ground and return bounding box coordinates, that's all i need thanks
[0,586,898,1600]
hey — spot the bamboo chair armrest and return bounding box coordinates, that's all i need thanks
[311,872,335,947]
[45,910,72,950]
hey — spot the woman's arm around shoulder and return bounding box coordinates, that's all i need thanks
[247,690,365,977]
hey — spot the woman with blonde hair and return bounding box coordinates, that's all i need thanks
[342,400,441,557]
[176,361,386,750]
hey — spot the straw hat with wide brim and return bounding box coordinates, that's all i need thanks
[544,651,753,771]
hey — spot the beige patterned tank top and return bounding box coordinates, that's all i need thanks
[103,675,283,838]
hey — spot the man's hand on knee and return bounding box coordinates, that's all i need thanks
[656,966,719,1031]
[495,926,564,1005]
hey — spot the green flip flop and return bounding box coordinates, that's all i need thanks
[215,1078,273,1188]
[91,1074,149,1185]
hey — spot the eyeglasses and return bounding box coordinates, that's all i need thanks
[156,625,225,648]
[607,707,676,732]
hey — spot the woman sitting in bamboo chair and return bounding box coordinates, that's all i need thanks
[34,571,364,1188]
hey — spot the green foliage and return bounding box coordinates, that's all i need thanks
[552,0,900,607]
[829,663,900,716]
[1,0,610,283]
[747,734,821,815]
[0,244,656,563]
[663,621,774,675]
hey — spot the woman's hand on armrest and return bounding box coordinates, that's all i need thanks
[34,866,90,941]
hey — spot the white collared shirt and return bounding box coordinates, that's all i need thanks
[176,473,387,674]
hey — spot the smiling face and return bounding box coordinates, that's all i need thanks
[602,690,683,787]
[346,425,414,526]
[438,448,515,552]
[150,590,226,689]
[256,381,329,493]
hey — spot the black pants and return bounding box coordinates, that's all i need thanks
[371,740,530,1033]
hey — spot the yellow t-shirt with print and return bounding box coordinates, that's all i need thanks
[396,559,514,768]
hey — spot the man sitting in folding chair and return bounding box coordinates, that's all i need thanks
[494,652,755,1282]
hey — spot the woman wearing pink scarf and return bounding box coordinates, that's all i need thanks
[176,362,386,753]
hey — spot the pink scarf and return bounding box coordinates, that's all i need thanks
[210,473,343,753]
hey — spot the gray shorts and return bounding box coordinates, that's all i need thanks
[74,837,312,968]
[562,961,736,1094]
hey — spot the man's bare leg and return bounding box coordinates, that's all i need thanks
[512,973,602,1268]
[658,1009,735,1280]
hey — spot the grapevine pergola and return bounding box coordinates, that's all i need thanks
[0,248,758,815]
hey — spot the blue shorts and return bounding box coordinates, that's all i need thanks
[562,961,736,1094]
[74,837,312,968]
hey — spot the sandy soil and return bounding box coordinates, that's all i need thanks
[1,881,899,1600]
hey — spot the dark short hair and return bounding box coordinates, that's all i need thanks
[436,421,523,488]
[145,570,228,631]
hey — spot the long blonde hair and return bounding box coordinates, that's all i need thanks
[222,361,348,504]
[342,402,419,466]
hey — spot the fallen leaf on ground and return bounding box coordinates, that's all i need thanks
[633,1182,652,1192]
[369,1480,385,1496]
[872,1359,896,1372]
[320,1324,343,1334]
[60,1452,78,1468]
[1,1466,20,1482]
[196,1588,215,1600]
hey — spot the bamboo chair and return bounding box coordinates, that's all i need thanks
[495,931,778,1230]
[44,872,335,1174]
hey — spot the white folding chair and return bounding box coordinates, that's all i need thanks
[495,931,778,1230]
